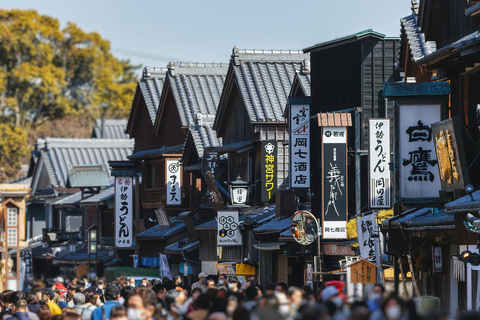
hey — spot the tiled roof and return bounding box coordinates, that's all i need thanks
[7,176,32,185]
[128,144,184,161]
[92,119,129,139]
[227,48,310,123]
[37,138,134,188]
[401,10,436,62]
[466,2,480,17]
[303,29,389,53]
[127,67,167,131]
[418,31,480,67]
[317,112,353,127]
[445,190,480,214]
[381,208,453,230]
[164,237,199,254]
[253,216,291,234]
[295,72,311,96]
[187,125,221,158]
[67,165,110,188]
[53,248,114,263]
[52,192,83,207]
[80,185,114,205]
[158,62,228,129]
[137,220,186,239]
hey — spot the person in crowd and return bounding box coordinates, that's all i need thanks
[218,274,228,287]
[370,293,408,320]
[232,306,249,320]
[265,284,276,296]
[40,289,61,316]
[227,279,239,293]
[26,293,40,314]
[321,285,345,320]
[91,285,121,320]
[250,276,258,285]
[36,305,51,320]
[72,292,92,320]
[288,286,303,317]
[109,305,128,320]
[152,283,167,308]
[56,301,67,312]
[367,284,385,312]
[0,290,13,315]
[125,287,156,320]
[225,295,238,319]
[164,289,189,320]
[128,278,136,288]
[205,279,216,290]
[61,312,81,320]
[276,283,288,295]
[191,273,207,291]
[174,275,183,288]
[243,286,258,311]
[4,299,33,320]
[186,287,203,314]
[140,278,151,288]
[186,293,209,320]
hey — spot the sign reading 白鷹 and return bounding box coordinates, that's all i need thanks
[290,104,310,188]
[369,119,391,209]
[399,104,441,199]
[261,141,277,202]
[356,213,379,263]
[166,159,182,205]
[115,176,133,248]
[322,127,347,239]
[217,210,242,246]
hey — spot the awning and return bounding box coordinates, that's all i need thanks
[128,144,184,160]
[137,217,186,240]
[213,141,253,155]
[253,216,290,234]
[51,192,83,207]
[445,190,480,214]
[381,208,454,231]
[79,185,114,207]
[52,248,114,265]
[253,242,286,251]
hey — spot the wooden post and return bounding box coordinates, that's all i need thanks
[407,255,420,297]
[398,258,409,300]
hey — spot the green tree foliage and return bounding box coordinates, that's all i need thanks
[0,9,139,182]
[0,124,30,182]
[0,9,138,127]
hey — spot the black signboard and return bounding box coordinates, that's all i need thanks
[202,147,220,178]
[261,141,277,202]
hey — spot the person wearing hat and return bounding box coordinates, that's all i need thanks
[91,285,121,320]
[191,272,206,291]
[41,288,61,316]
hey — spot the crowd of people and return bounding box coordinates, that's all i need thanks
[0,274,478,320]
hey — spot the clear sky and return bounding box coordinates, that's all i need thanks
[1,0,411,70]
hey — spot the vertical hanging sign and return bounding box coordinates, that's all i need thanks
[261,141,277,202]
[115,176,133,248]
[398,105,441,199]
[166,159,182,205]
[369,119,391,209]
[322,127,347,239]
[290,104,310,188]
[356,213,380,263]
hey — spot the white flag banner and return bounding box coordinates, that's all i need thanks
[356,213,379,262]
[159,254,172,280]
[115,177,133,248]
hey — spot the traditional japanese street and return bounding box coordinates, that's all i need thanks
[1,1,480,319]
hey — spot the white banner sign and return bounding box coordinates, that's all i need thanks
[290,104,310,188]
[115,176,133,248]
[399,104,441,199]
[159,254,172,280]
[433,247,442,273]
[217,210,242,246]
[369,119,391,208]
[166,159,182,205]
[356,213,379,263]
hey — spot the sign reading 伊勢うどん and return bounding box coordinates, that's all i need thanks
[369,119,391,209]
[115,176,133,248]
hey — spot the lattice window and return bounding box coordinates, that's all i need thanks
[7,228,17,247]
[7,208,17,227]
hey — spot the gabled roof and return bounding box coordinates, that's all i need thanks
[289,72,311,97]
[92,119,129,139]
[67,165,111,188]
[303,29,389,53]
[215,48,310,127]
[154,62,228,132]
[32,138,134,190]
[400,1,436,65]
[184,124,222,160]
[126,67,167,133]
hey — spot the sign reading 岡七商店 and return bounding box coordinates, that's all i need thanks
[322,127,347,239]
[399,104,441,199]
[115,176,133,248]
[217,210,242,246]
[261,141,277,202]
[290,104,310,188]
[369,119,391,209]
[166,159,182,205]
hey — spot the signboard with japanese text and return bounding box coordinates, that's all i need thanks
[236,263,256,276]
[398,104,441,200]
[357,213,380,263]
[216,264,236,276]
[322,127,347,239]
[369,119,391,208]
[349,259,378,284]
[166,159,182,205]
[261,141,277,202]
[217,210,242,246]
[114,176,133,248]
[202,147,220,178]
[290,104,310,188]
[159,254,172,280]
[432,247,442,273]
